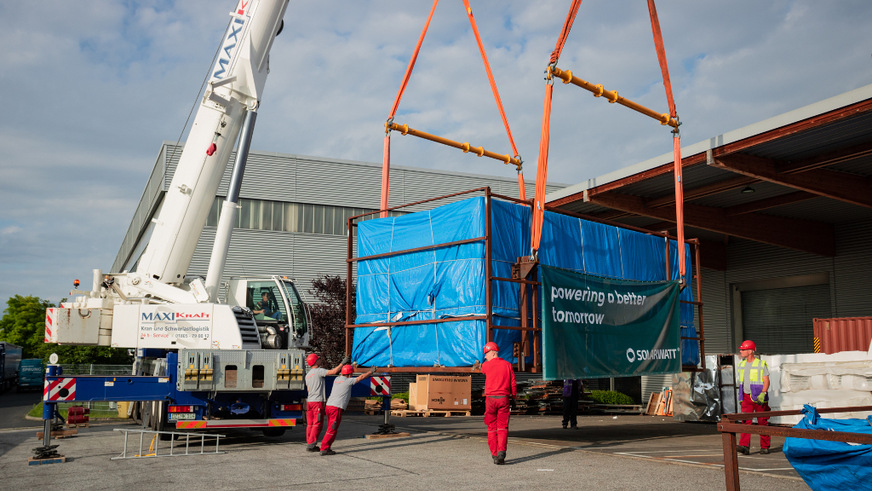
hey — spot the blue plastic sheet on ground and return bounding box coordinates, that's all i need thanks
[352,196,697,368]
[783,405,872,491]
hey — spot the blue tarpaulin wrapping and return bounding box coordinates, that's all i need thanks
[352,196,697,368]
[783,405,872,490]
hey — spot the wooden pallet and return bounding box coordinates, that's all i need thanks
[365,399,408,415]
[28,456,67,465]
[364,432,412,439]
[645,392,661,416]
[36,429,78,439]
[390,409,472,418]
[653,388,673,416]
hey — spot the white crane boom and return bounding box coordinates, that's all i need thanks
[136,0,288,285]
[46,0,312,351]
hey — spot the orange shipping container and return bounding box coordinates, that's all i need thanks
[813,317,872,354]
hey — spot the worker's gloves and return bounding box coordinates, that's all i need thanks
[471,360,481,371]
[368,366,378,374]
[755,392,767,404]
[340,355,350,365]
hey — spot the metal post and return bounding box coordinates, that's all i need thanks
[346,214,354,357]
[532,284,540,373]
[376,380,395,435]
[722,430,740,490]
[383,395,391,428]
[204,109,258,301]
[485,188,493,342]
[692,239,706,369]
[42,364,59,448]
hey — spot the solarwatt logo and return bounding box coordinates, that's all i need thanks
[141,312,211,322]
[626,347,679,363]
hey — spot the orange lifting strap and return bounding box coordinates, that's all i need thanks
[530,0,685,281]
[381,0,440,217]
[380,0,525,217]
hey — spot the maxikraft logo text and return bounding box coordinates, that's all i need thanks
[212,16,246,80]
[142,312,210,322]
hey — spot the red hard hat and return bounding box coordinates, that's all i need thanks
[738,340,756,351]
[306,353,320,367]
[341,365,354,376]
[483,342,499,355]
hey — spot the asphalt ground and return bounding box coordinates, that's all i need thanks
[0,411,809,490]
[0,389,44,429]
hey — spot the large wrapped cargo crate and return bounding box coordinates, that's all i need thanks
[351,195,697,370]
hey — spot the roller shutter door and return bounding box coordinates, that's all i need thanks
[741,284,831,354]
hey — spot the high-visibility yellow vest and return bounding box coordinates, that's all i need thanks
[738,357,769,402]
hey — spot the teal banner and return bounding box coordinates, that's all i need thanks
[541,266,681,380]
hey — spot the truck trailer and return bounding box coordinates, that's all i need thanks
[0,342,23,391]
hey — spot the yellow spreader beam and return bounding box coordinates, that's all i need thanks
[549,65,679,128]
[386,121,521,169]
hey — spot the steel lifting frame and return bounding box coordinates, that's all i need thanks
[345,187,706,374]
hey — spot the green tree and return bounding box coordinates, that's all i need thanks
[0,295,131,364]
[0,295,52,358]
[307,275,354,367]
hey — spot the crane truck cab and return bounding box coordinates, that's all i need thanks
[225,275,311,349]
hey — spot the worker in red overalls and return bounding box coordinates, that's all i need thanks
[304,353,347,452]
[481,341,516,465]
[736,339,771,455]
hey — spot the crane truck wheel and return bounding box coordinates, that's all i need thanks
[153,401,173,440]
[131,401,143,425]
[144,401,172,440]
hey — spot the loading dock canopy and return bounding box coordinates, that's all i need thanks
[546,84,872,270]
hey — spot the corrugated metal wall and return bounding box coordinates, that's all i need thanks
[726,238,834,285]
[190,229,353,302]
[813,317,872,354]
[833,219,872,316]
[700,269,730,353]
[112,146,168,271]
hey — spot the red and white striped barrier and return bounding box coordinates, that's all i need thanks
[44,378,77,401]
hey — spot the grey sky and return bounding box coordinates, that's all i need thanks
[1,0,870,314]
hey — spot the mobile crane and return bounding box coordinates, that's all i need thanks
[41,0,349,436]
